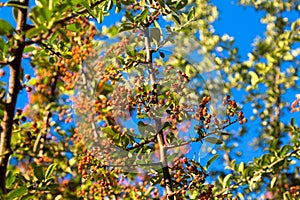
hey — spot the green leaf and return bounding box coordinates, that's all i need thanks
[57,29,70,43]
[150,28,161,45]
[238,162,245,173]
[222,174,232,188]
[6,171,15,188]
[6,186,27,200]
[20,193,35,200]
[0,19,14,35]
[176,0,188,10]
[171,14,181,25]
[45,164,57,179]
[204,137,223,144]
[137,8,149,22]
[81,1,97,19]
[205,154,220,170]
[249,71,259,86]
[23,46,36,53]
[118,23,133,33]
[270,176,277,188]
[25,26,46,38]
[125,11,135,22]
[31,163,45,181]
[66,23,81,32]
[187,7,195,21]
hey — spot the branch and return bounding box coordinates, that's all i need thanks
[0,60,10,65]
[125,136,157,151]
[144,26,174,200]
[0,0,29,194]
[33,73,59,155]
[166,120,238,150]
[214,147,300,197]
[37,42,62,57]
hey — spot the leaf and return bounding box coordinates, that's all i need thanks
[6,186,27,200]
[150,28,161,45]
[0,19,14,35]
[20,193,35,200]
[270,176,277,188]
[125,11,134,22]
[172,14,181,25]
[25,26,46,38]
[238,162,245,173]
[6,171,15,188]
[205,154,220,170]
[57,29,70,43]
[187,7,195,21]
[118,23,133,33]
[249,71,259,86]
[81,1,97,19]
[31,163,45,181]
[45,164,57,179]
[138,8,149,22]
[204,137,223,144]
[222,174,232,188]
[176,0,188,10]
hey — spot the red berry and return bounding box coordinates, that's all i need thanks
[25,74,31,80]
[0,69,5,77]
[26,86,32,92]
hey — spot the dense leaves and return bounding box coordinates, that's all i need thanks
[0,0,299,199]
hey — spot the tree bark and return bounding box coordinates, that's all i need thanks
[0,0,29,193]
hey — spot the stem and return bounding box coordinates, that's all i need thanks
[214,147,300,197]
[0,0,29,193]
[143,26,174,199]
[33,74,58,155]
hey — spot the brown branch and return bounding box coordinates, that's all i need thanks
[125,136,157,151]
[0,0,29,194]
[0,60,10,65]
[33,74,59,156]
[143,26,174,200]
[214,147,300,197]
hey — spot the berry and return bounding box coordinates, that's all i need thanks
[0,69,5,77]
[25,74,31,80]
[26,86,32,92]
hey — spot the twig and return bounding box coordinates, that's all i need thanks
[125,136,157,151]
[0,60,10,65]
[214,147,300,197]
[33,74,59,155]
[144,26,174,200]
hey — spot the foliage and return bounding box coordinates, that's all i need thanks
[0,0,299,199]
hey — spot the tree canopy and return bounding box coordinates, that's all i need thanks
[0,0,299,199]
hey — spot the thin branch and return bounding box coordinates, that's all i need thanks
[125,136,157,151]
[33,73,59,155]
[37,42,62,57]
[144,26,174,200]
[0,0,29,194]
[0,60,10,65]
[214,147,300,197]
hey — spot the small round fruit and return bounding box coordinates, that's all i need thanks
[0,69,5,77]
[25,74,31,80]
[26,86,32,92]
